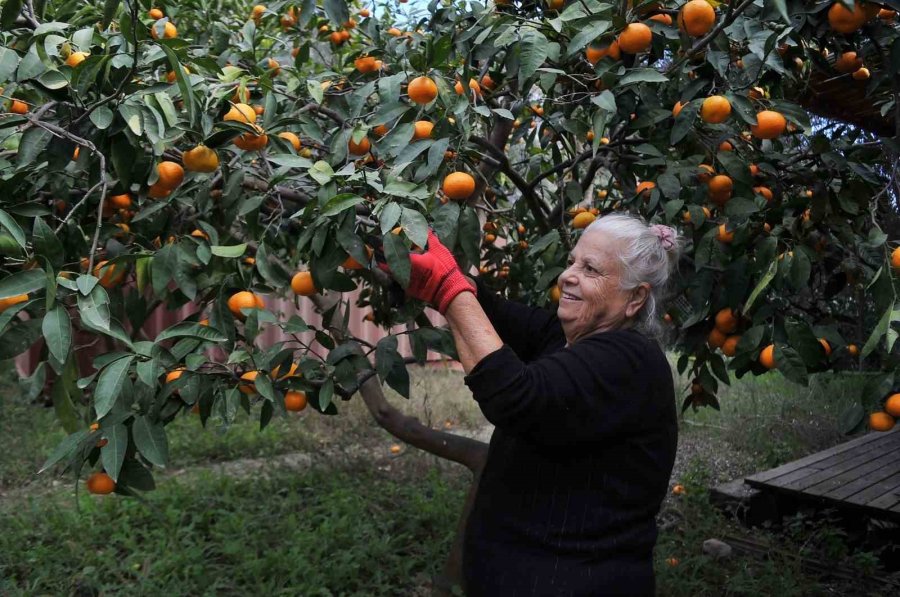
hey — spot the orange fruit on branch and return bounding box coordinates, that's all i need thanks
[65,52,89,67]
[239,371,259,395]
[753,186,773,202]
[183,145,219,173]
[0,293,28,313]
[708,328,727,349]
[413,120,434,140]
[700,95,731,124]
[671,100,687,117]
[851,67,870,80]
[759,344,776,369]
[86,471,116,495]
[150,21,177,39]
[714,307,738,333]
[586,41,621,64]
[819,338,832,357]
[109,194,131,209]
[678,0,716,37]
[722,335,740,357]
[348,135,371,155]
[827,1,870,34]
[285,390,308,412]
[354,56,378,73]
[227,291,265,320]
[233,125,269,151]
[148,8,164,19]
[716,224,734,243]
[442,172,476,200]
[649,14,673,25]
[636,181,656,199]
[885,394,900,417]
[93,260,125,288]
[617,23,653,54]
[869,411,895,432]
[10,99,28,114]
[291,271,317,296]
[408,76,438,104]
[835,51,863,73]
[223,103,257,124]
[751,110,787,139]
[572,211,596,229]
[277,132,301,151]
[156,161,184,189]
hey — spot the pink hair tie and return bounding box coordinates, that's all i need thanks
[651,224,676,250]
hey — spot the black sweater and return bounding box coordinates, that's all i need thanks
[462,284,677,597]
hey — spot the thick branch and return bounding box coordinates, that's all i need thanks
[470,135,550,233]
[309,293,489,473]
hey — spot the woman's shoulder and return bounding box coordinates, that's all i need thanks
[571,329,670,373]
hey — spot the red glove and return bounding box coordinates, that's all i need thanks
[384,230,475,313]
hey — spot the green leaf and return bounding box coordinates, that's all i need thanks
[0,209,26,250]
[619,68,668,86]
[323,0,349,26]
[0,268,45,300]
[17,127,52,166]
[38,430,88,474]
[42,306,71,364]
[862,304,893,358]
[101,0,120,29]
[100,423,127,482]
[155,322,227,343]
[743,261,776,313]
[0,0,24,30]
[0,319,42,359]
[94,356,134,418]
[320,193,364,217]
[32,217,64,267]
[401,208,429,249]
[517,29,550,82]
[383,232,410,288]
[159,44,197,125]
[132,415,168,467]
[838,401,865,436]
[210,243,247,258]
[89,105,114,129]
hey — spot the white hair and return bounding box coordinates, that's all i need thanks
[584,213,681,339]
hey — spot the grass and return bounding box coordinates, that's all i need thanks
[1,361,897,595]
[0,465,465,596]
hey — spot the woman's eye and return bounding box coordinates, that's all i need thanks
[567,257,575,266]
[585,265,596,273]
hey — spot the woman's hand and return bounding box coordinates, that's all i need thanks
[384,230,475,314]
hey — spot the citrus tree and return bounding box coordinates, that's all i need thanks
[2,0,900,588]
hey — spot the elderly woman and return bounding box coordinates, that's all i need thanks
[391,213,680,596]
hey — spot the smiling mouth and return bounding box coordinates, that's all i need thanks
[561,291,581,302]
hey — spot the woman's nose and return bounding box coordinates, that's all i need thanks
[560,267,578,287]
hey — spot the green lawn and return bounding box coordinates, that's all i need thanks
[1,363,896,595]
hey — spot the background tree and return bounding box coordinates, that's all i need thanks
[1,0,900,591]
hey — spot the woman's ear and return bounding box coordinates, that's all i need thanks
[625,283,651,318]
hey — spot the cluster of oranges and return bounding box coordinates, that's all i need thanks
[148,6,177,40]
[869,393,900,432]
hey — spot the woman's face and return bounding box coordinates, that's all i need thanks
[557,231,649,344]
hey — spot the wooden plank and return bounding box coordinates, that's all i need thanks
[805,450,900,497]
[744,429,894,484]
[845,470,900,506]
[778,434,900,491]
[824,459,900,501]
[869,488,900,511]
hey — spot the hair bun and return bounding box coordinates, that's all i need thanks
[650,224,677,251]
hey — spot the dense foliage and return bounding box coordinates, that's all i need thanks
[1,0,899,493]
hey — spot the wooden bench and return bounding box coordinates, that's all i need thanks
[743,427,900,523]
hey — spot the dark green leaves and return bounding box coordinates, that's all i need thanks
[0,268,45,299]
[42,306,71,364]
[383,232,410,288]
[94,356,134,418]
[133,415,168,467]
[100,423,128,481]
